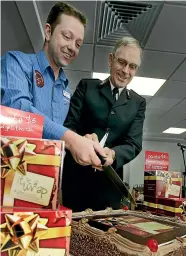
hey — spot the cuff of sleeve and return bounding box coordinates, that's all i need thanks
[43,122,69,140]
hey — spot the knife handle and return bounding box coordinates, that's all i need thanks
[96,153,106,165]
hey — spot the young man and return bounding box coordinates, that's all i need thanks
[62,36,146,212]
[1,2,105,166]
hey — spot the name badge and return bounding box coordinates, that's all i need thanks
[63,90,70,99]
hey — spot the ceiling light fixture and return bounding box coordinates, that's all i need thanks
[163,128,186,134]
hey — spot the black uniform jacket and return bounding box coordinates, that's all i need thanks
[62,78,146,212]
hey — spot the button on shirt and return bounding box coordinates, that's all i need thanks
[1,50,71,140]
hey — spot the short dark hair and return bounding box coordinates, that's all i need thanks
[46,2,87,34]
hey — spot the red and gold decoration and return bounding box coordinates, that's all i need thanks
[143,196,158,215]
[1,137,36,178]
[0,208,72,256]
[0,137,63,209]
[157,198,184,217]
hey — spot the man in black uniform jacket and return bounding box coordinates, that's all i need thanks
[62,36,146,212]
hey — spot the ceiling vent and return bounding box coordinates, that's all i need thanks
[96,1,163,47]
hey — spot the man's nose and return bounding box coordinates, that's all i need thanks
[122,64,130,74]
[67,41,76,52]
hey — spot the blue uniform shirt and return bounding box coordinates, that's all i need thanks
[1,50,71,140]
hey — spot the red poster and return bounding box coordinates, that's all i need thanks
[145,151,169,171]
[0,105,44,138]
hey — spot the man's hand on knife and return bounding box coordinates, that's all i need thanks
[85,133,115,171]
[62,130,106,166]
[93,147,115,171]
[84,133,99,142]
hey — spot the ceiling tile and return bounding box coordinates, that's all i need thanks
[137,50,185,79]
[155,100,186,130]
[145,4,186,53]
[64,70,92,92]
[1,1,34,55]
[64,44,94,72]
[170,59,186,81]
[169,99,186,113]
[145,108,166,116]
[64,1,96,44]
[175,120,186,129]
[94,45,112,73]
[146,97,181,111]
[179,133,186,139]
[155,80,186,99]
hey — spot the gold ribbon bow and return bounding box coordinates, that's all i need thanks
[0,138,36,178]
[0,212,71,256]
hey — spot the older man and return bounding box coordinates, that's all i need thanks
[62,36,146,211]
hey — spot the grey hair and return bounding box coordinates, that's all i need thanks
[113,36,143,59]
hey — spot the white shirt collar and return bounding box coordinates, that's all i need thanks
[109,78,125,96]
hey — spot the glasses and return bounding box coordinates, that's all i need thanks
[113,54,139,71]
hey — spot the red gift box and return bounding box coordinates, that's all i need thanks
[144,170,182,199]
[143,196,158,215]
[0,105,44,138]
[157,198,184,217]
[0,206,72,256]
[1,136,64,209]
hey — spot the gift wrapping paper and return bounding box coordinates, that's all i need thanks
[1,136,64,209]
[0,206,72,256]
[157,198,184,217]
[143,196,158,215]
[144,170,182,199]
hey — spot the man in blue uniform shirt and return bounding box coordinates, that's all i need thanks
[1,2,105,166]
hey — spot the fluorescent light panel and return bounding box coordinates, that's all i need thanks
[163,128,186,134]
[92,72,166,96]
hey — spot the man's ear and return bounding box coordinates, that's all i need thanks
[45,23,52,42]
[109,53,113,67]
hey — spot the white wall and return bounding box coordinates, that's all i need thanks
[123,140,185,189]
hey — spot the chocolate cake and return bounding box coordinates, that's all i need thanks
[70,209,186,256]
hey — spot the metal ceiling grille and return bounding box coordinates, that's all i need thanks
[108,1,152,23]
[96,1,163,47]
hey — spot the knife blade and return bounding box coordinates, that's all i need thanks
[98,155,136,205]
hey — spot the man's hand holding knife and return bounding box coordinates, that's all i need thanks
[84,133,116,170]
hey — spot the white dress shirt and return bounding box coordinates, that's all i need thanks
[109,79,124,100]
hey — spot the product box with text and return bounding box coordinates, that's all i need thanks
[144,170,182,199]
[0,105,44,138]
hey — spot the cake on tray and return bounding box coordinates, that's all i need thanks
[70,208,186,256]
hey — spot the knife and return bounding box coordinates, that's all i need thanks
[98,154,136,205]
